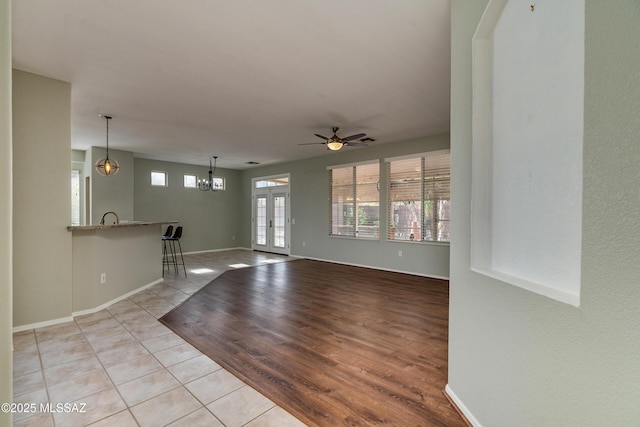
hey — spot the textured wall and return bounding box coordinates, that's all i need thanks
[449,1,640,425]
[471,0,584,305]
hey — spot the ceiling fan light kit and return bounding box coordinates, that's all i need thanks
[326,140,344,151]
[300,126,369,151]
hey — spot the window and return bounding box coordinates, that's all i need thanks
[329,161,379,238]
[183,174,197,188]
[209,176,225,191]
[71,170,80,226]
[255,176,289,188]
[151,171,167,187]
[387,150,450,242]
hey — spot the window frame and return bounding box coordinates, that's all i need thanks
[71,169,80,226]
[150,170,168,187]
[183,174,197,189]
[210,176,226,191]
[254,175,289,188]
[385,150,451,244]
[328,160,380,240]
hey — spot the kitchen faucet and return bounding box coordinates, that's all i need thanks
[100,211,120,225]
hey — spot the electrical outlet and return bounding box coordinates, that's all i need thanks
[302,241,306,247]
[398,250,403,257]
[232,235,236,240]
[100,273,107,284]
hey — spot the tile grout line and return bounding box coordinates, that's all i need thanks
[83,296,187,426]
[15,252,293,427]
[106,292,249,426]
[79,293,223,425]
[74,313,143,427]
[33,330,56,427]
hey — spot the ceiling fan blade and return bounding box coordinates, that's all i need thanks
[341,133,367,142]
[298,142,327,146]
[314,133,329,141]
[344,141,368,147]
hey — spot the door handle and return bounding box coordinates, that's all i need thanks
[269,220,273,228]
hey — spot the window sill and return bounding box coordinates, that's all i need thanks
[329,235,379,241]
[386,239,450,247]
[471,266,580,307]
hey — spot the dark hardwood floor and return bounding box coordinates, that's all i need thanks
[160,259,466,426]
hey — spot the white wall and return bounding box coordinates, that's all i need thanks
[471,0,584,305]
[449,1,640,425]
[0,0,13,423]
[12,70,73,327]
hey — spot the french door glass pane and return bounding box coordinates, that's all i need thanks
[256,196,267,245]
[273,195,286,248]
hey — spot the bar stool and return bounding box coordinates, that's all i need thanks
[162,225,174,277]
[167,226,186,277]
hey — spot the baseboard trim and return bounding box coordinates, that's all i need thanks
[444,384,482,427]
[72,278,164,318]
[298,255,449,281]
[182,247,250,256]
[12,316,75,333]
[12,278,164,334]
[179,248,447,283]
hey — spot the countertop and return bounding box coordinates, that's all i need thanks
[67,220,178,231]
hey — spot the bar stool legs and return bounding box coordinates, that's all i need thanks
[162,225,174,278]
[163,226,186,277]
[162,237,177,277]
[171,236,186,277]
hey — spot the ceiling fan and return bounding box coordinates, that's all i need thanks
[299,127,369,151]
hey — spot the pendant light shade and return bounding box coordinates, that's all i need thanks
[95,114,120,176]
[326,139,344,151]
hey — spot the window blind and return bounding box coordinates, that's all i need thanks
[387,150,450,242]
[329,162,379,238]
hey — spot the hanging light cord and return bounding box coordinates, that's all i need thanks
[210,156,217,175]
[105,116,110,156]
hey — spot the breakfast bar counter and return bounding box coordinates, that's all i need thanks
[67,220,177,232]
[68,220,177,314]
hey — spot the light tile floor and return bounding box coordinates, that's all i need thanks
[12,249,307,427]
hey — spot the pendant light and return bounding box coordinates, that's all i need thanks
[95,114,120,176]
[198,156,224,191]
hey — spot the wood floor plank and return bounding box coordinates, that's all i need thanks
[160,259,465,426]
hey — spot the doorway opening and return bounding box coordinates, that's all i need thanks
[252,174,290,255]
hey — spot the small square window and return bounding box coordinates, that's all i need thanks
[151,171,167,187]
[184,174,197,188]
[212,177,225,191]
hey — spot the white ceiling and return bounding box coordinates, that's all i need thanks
[12,0,451,170]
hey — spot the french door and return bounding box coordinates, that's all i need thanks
[252,175,290,255]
